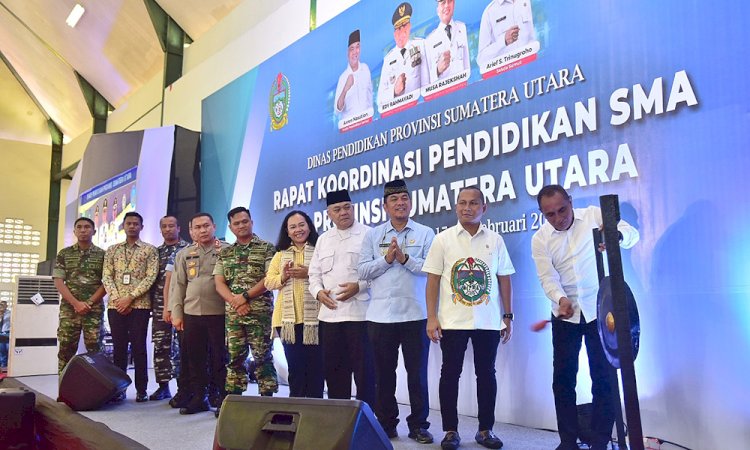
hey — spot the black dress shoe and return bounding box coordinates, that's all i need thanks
[441,431,461,450]
[149,384,172,401]
[475,430,503,449]
[169,390,192,408]
[408,428,434,444]
[554,444,579,450]
[135,392,149,403]
[108,391,126,403]
[180,396,209,415]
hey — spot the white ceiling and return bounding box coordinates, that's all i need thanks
[0,0,243,145]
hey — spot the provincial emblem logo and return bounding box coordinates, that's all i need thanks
[269,72,291,131]
[450,257,491,306]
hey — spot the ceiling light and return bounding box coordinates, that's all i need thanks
[66,4,85,28]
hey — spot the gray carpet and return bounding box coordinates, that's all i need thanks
[18,371,561,449]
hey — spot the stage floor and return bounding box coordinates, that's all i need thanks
[17,370,561,450]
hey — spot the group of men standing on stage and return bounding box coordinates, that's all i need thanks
[53,180,638,450]
[53,208,278,418]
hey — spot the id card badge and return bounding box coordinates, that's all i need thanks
[122,273,131,285]
[379,244,390,256]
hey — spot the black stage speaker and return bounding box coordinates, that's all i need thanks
[216,396,393,450]
[0,386,36,449]
[58,352,131,411]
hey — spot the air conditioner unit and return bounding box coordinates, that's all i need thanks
[9,276,60,376]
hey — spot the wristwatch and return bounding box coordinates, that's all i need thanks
[242,291,250,301]
[502,313,514,321]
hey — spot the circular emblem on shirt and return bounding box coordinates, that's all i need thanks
[269,72,291,131]
[450,257,491,306]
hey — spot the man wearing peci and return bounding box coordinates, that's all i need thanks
[334,30,373,122]
[358,180,435,444]
[308,189,375,406]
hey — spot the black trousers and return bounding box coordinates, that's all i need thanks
[439,329,501,431]
[175,329,189,390]
[183,314,227,397]
[108,308,150,393]
[277,324,324,398]
[319,320,375,406]
[551,316,614,448]
[367,319,430,431]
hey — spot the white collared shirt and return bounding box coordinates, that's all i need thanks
[478,0,536,66]
[425,19,470,83]
[531,206,639,324]
[334,62,373,120]
[377,38,429,104]
[309,221,370,322]
[423,223,515,330]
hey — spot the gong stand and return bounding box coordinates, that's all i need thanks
[599,194,644,450]
[593,229,628,449]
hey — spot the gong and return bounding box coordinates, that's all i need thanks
[596,276,640,369]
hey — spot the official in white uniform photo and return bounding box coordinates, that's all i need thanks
[477,0,536,67]
[425,0,470,83]
[334,29,373,122]
[377,2,428,106]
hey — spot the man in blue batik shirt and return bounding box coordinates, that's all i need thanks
[358,179,435,444]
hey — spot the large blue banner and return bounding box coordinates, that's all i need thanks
[202,1,749,447]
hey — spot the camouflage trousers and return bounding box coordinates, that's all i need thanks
[57,306,103,374]
[225,303,278,395]
[151,313,181,384]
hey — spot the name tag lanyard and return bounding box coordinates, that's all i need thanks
[119,244,137,285]
[379,228,410,256]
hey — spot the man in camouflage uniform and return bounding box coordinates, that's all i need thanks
[149,216,189,401]
[214,206,278,416]
[53,217,107,374]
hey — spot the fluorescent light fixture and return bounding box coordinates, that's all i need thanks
[66,4,85,28]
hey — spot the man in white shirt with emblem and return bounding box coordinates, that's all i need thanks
[358,180,435,444]
[377,2,428,105]
[334,30,373,122]
[424,186,514,450]
[425,0,470,83]
[531,185,639,450]
[477,0,536,68]
[308,189,375,406]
